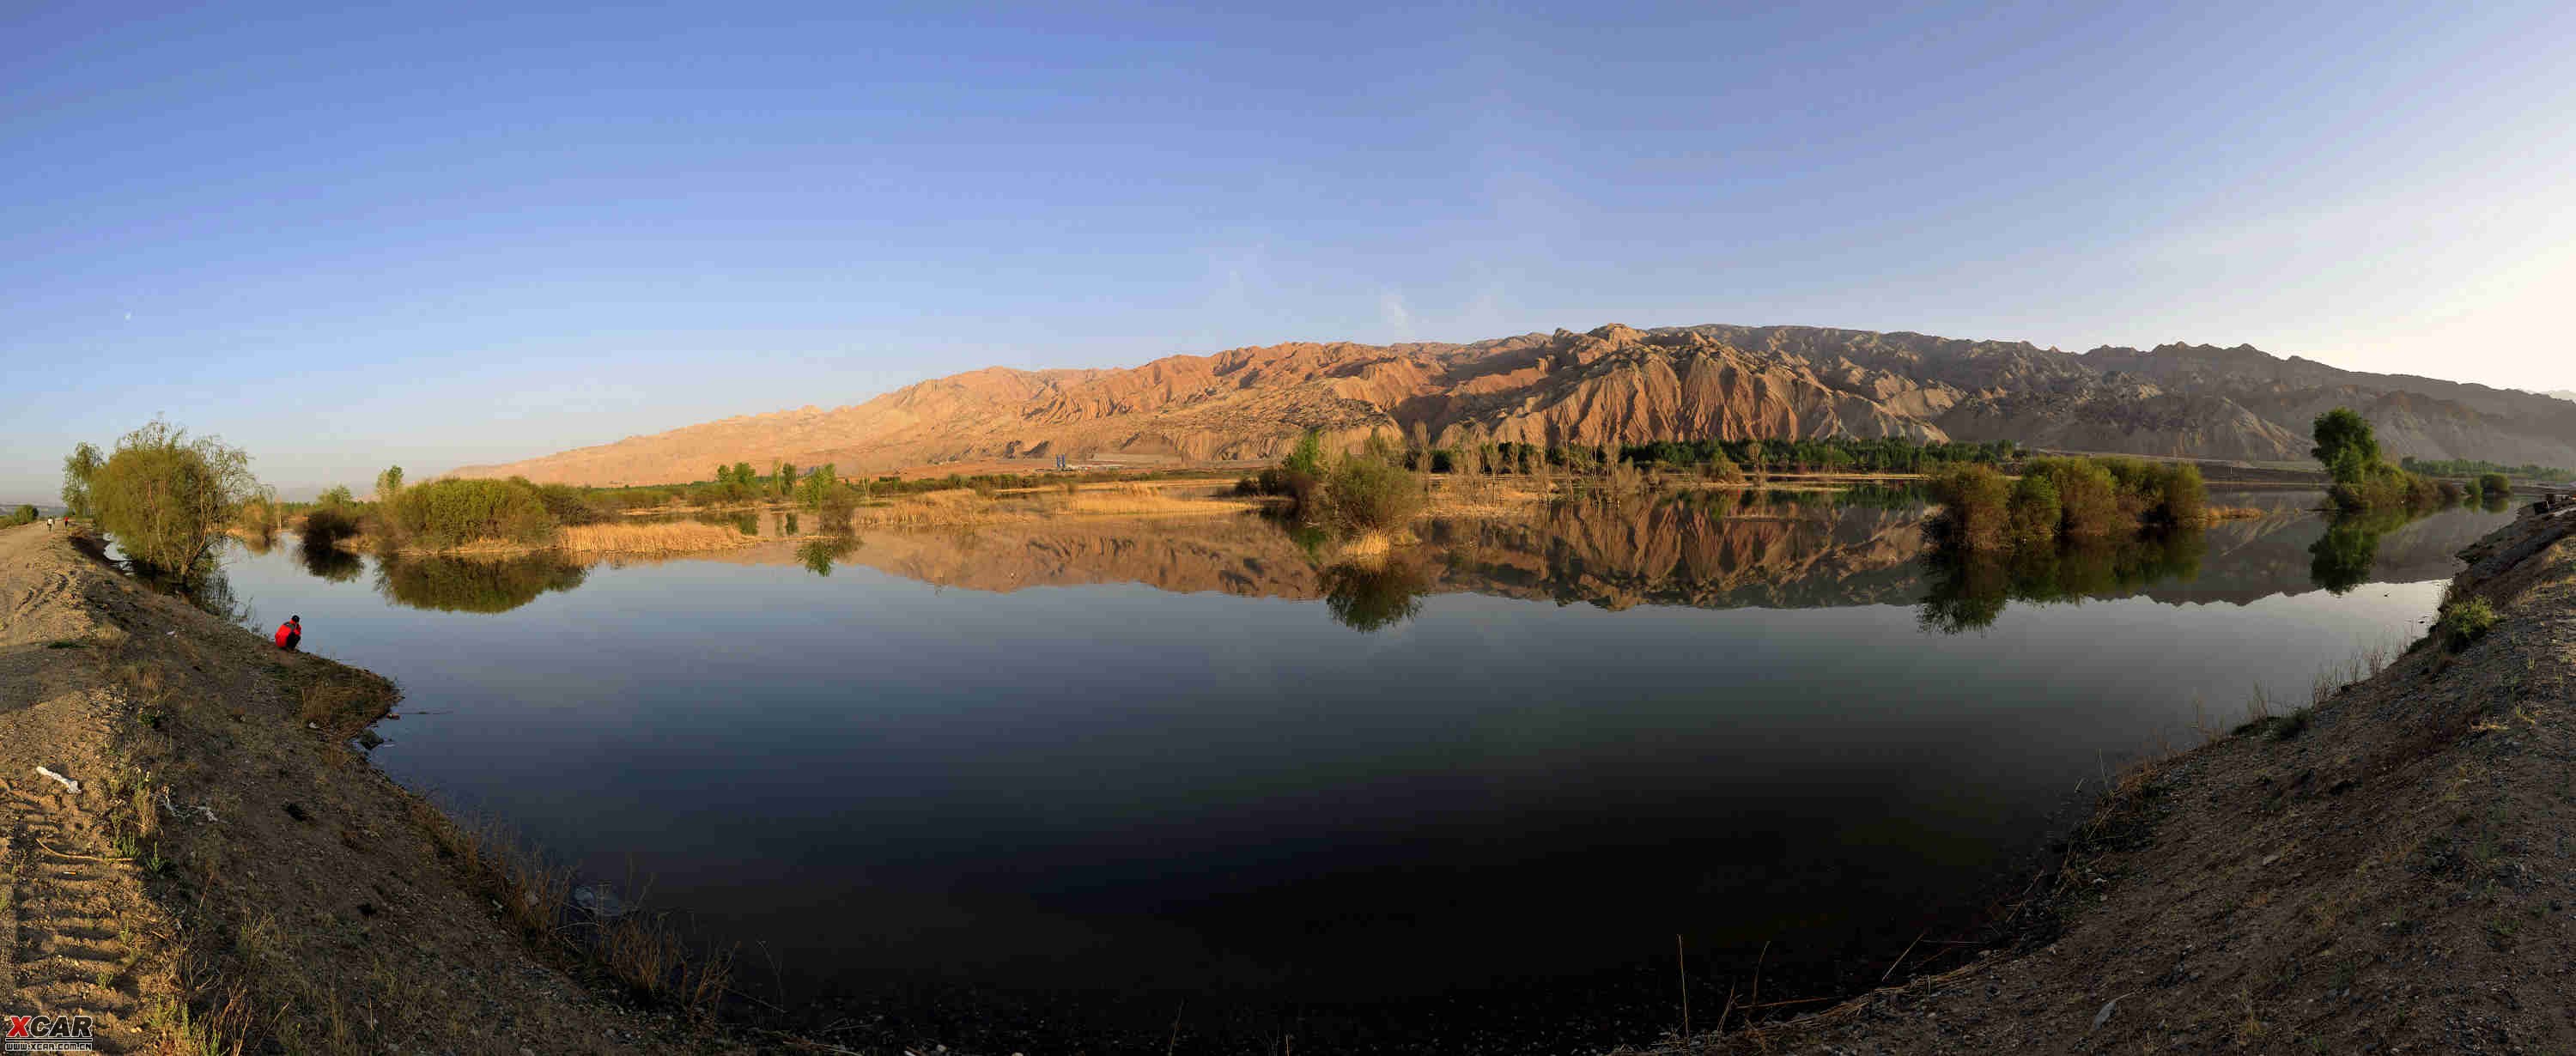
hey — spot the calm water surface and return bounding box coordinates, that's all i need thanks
[212,492,2512,1053]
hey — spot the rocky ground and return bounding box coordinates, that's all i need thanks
[0,522,787,1054]
[1623,500,2576,1054]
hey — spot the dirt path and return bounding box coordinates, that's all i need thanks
[0,523,763,1054]
[1626,501,2576,1054]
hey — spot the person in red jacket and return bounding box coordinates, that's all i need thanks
[274,615,301,651]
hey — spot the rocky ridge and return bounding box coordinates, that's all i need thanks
[453,325,2576,485]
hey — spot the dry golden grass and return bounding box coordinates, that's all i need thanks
[559,521,760,555]
[856,489,1038,527]
[2204,505,2269,521]
[1055,482,1257,517]
[1422,479,1550,519]
[599,913,732,1017]
[1325,530,1422,565]
[856,483,1259,527]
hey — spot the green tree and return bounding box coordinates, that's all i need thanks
[318,484,356,507]
[776,461,797,498]
[797,464,840,511]
[375,465,405,504]
[60,441,104,519]
[6,504,35,526]
[1284,429,1325,477]
[2311,409,2381,484]
[87,420,257,580]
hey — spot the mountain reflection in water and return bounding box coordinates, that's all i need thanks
[278,492,2500,629]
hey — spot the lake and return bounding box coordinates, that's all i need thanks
[208,490,2514,1053]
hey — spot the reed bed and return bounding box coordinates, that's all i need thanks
[1422,480,1550,519]
[2203,505,2269,521]
[854,483,1259,527]
[855,489,1042,528]
[559,521,761,555]
[1056,482,1256,517]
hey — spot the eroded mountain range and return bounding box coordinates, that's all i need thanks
[456,325,2576,485]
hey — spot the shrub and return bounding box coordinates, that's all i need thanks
[1929,464,2011,549]
[815,483,858,534]
[1320,455,1423,533]
[2476,473,2511,497]
[530,482,607,525]
[2101,458,2207,525]
[2005,473,2060,547]
[1242,466,1320,507]
[2328,464,2443,513]
[84,420,255,580]
[4,504,35,527]
[2026,458,2121,536]
[386,478,557,549]
[2439,596,2500,650]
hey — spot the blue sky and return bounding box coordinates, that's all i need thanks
[6,2,2573,498]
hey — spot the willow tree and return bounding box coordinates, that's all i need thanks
[87,421,256,580]
[60,441,104,519]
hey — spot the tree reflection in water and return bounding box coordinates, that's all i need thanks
[374,553,588,613]
[1917,529,2208,634]
[796,537,860,577]
[2307,507,2421,596]
[1321,556,1433,632]
[298,532,366,583]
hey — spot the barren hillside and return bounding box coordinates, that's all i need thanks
[453,325,2576,486]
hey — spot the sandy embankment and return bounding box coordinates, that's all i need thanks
[0,523,758,1053]
[1627,500,2576,1053]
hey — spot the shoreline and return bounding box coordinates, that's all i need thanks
[0,523,759,1053]
[1625,497,2576,1053]
[21,498,2555,1051]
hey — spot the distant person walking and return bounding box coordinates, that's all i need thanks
[274,615,302,652]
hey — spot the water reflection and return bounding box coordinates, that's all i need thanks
[299,533,367,582]
[1321,556,1433,632]
[271,491,2512,627]
[374,552,589,613]
[1917,531,2208,634]
[795,537,860,577]
[205,489,2525,1054]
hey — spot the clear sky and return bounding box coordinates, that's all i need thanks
[6,2,2573,498]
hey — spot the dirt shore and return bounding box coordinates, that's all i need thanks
[1626,499,2576,1054]
[0,523,762,1053]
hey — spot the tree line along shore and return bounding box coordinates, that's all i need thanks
[47,409,2561,581]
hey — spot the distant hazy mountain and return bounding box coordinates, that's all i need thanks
[2547,390,2576,402]
[454,325,2576,485]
